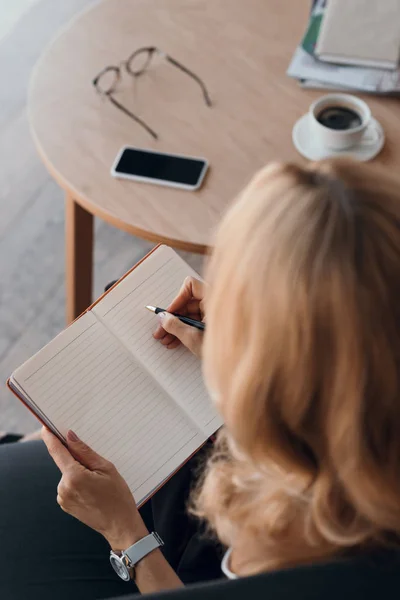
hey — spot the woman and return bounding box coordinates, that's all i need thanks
[2,157,400,598]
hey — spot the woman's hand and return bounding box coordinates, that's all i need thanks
[42,427,148,551]
[153,276,205,357]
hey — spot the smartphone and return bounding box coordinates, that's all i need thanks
[111,146,209,191]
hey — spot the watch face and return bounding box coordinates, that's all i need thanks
[110,553,130,581]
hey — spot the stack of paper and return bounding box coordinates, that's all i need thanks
[287,0,400,95]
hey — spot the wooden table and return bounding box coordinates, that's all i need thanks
[29,0,399,323]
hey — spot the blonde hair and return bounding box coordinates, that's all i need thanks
[193,159,400,575]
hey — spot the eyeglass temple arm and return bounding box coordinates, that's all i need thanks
[165,55,212,107]
[108,95,158,140]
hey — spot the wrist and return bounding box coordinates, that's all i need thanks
[106,514,149,551]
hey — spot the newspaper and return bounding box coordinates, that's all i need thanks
[299,79,353,92]
[288,47,400,94]
[287,0,400,94]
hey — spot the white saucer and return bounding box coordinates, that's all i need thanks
[292,114,385,162]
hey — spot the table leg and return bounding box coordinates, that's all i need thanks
[65,194,94,323]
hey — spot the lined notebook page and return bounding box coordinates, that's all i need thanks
[12,312,205,504]
[93,246,222,438]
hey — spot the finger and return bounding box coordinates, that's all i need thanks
[153,324,170,340]
[199,299,205,318]
[167,339,181,349]
[160,333,177,346]
[158,313,202,354]
[57,495,68,513]
[66,430,109,472]
[154,320,198,340]
[153,309,201,341]
[42,427,77,473]
[185,300,202,315]
[153,323,181,348]
[186,311,203,323]
[153,327,179,347]
[167,277,205,314]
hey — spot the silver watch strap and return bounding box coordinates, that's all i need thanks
[124,532,164,566]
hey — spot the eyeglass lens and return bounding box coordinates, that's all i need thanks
[95,67,120,95]
[126,48,154,76]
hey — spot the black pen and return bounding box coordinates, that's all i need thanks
[146,305,205,331]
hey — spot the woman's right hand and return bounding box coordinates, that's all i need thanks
[153,276,205,357]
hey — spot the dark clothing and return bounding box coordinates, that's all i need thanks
[109,550,400,600]
[0,432,23,444]
[2,442,400,600]
[0,440,222,600]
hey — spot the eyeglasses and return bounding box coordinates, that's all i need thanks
[92,46,212,140]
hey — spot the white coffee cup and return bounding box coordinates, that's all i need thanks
[309,94,380,151]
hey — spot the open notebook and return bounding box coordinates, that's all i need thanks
[8,245,222,505]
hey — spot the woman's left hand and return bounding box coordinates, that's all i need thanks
[42,427,148,550]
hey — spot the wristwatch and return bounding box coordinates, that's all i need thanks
[110,532,164,582]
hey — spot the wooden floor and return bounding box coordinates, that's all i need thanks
[0,0,203,433]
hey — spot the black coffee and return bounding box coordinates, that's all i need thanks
[316,106,363,131]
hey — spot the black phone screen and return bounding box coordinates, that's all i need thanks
[114,148,207,186]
